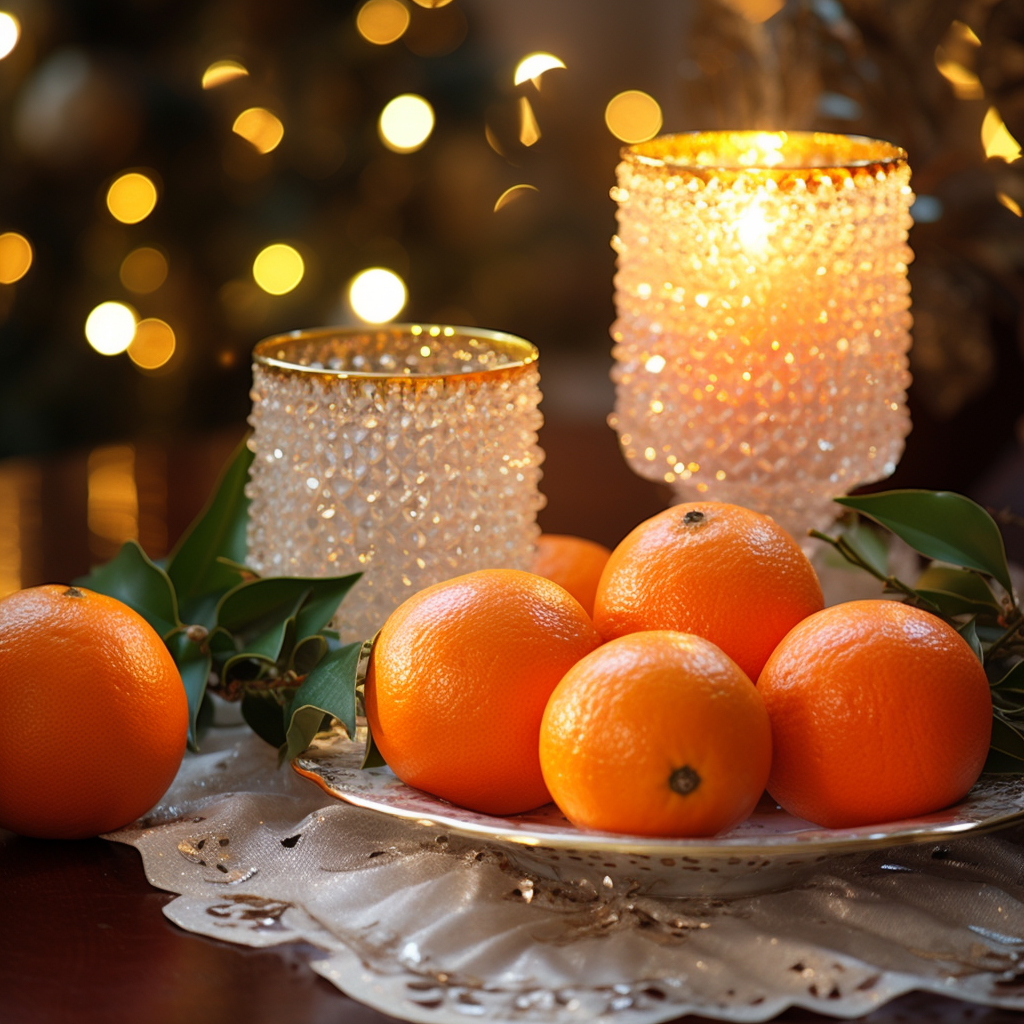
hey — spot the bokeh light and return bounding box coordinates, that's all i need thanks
[998,192,1023,217]
[605,90,663,143]
[722,0,784,23]
[128,318,176,370]
[233,108,285,154]
[253,243,305,295]
[348,267,407,323]
[202,60,249,89]
[85,302,137,356]
[0,232,33,284]
[378,94,434,153]
[0,13,19,60]
[106,172,159,224]
[120,247,168,294]
[513,53,566,87]
[356,0,410,45]
[494,184,538,212]
[519,97,541,146]
[410,0,453,7]
[982,107,1022,162]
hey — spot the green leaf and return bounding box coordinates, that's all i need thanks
[76,540,180,638]
[984,745,1024,774]
[362,730,387,769]
[282,641,362,762]
[835,490,1013,595]
[241,690,289,748]
[914,566,1004,618]
[166,631,213,751]
[290,634,328,676]
[293,573,361,640]
[988,714,1024,764]
[216,578,312,663]
[993,661,1024,692]
[167,436,253,618]
[956,617,984,663]
[838,520,890,578]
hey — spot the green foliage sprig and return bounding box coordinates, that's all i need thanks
[814,489,1024,773]
[77,437,371,765]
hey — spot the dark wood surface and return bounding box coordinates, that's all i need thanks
[2,415,1023,1024]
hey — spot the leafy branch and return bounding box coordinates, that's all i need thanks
[77,436,370,764]
[815,489,1024,773]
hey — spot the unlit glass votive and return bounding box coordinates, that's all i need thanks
[247,325,545,641]
[610,131,914,536]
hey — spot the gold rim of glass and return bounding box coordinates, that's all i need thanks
[252,323,539,381]
[622,130,907,173]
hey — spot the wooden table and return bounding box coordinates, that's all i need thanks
[1,415,1021,1024]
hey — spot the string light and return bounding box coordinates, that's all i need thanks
[605,91,663,144]
[128,318,176,370]
[378,95,434,153]
[0,233,32,284]
[348,268,407,323]
[202,60,248,89]
[85,302,137,356]
[0,13,19,60]
[120,247,168,294]
[233,108,285,154]
[106,172,159,224]
[253,243,304,295]
[356,0,410,45]
[513,53,566,88]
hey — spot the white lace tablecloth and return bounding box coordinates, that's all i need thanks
[105,721,1024,1024]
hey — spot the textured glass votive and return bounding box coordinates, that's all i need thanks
[246,325,545,641]
[610,131,914,536]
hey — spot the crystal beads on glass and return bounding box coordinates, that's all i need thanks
[247,325,545,640]
[610,131,915,536]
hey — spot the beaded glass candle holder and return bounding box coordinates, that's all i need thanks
[609,131,914,537]
[246,325,545,641]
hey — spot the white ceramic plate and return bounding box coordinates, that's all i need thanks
[293,727,1024,872]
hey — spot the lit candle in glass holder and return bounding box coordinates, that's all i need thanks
[246,325,545,641]
[609,131,914,537]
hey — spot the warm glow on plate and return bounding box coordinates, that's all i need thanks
[202,59,249,89]
[0,232,32,284]
[513,52,566,87]
[348,267,407,323]
[85,302,137,356]
[356,0,410,45]
[128,318,176,370]
[253,243,305,295]
[982,107,1022,162]
[106,172,159,224]
[233,107,285,154]
[379,94,434,153]
[120,247,168,294]
[605,91,663,144]
[0,12,19,59]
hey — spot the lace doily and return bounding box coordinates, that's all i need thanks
[107,725,1024,1024]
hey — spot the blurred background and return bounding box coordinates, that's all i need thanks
[0,0,1023,591]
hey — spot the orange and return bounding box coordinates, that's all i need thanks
[0,584,188,839]
[539,630,772,837]
[593,502,823,682]
[531,533,612,616]
[364,569,602,815]
[758,600,993,828]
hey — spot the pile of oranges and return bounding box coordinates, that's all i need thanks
[366,502,993,837]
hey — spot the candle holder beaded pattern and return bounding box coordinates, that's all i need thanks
[246,326,545,642]
[610,131,914,536]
